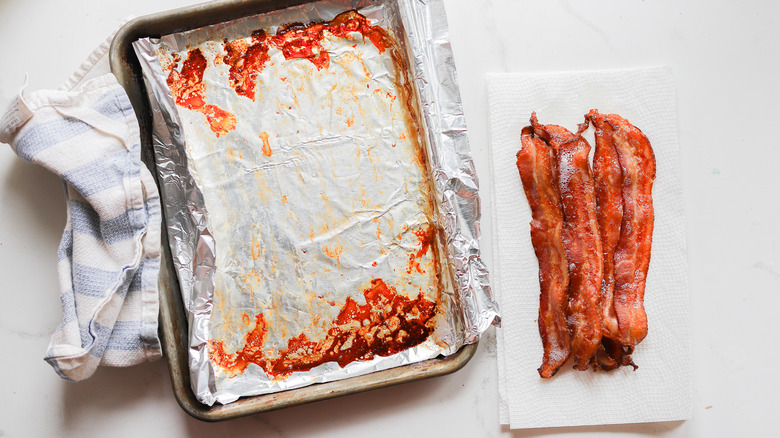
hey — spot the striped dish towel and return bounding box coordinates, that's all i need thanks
[0,36,162,381]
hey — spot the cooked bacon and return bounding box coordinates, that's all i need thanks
[592,337,637,371]
[588,110,623,343]
[603,113,656,351]
[530,113,603,371]
[516,126,571,378]
[591,341,619,371]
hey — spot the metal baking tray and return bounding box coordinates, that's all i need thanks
[109,0,477,422]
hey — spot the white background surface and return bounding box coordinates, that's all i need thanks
[0,0,777,437]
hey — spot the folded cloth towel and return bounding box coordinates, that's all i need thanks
[0,31,162,381]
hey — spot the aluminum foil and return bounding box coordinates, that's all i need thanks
[134,0,498,406]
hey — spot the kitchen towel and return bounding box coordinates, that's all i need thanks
[487,67,691,428]
[0,30,162,381]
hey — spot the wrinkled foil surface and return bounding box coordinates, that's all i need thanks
[134,0,498,406]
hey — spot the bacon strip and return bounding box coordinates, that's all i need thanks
[516,126,571,378]
[531,114,603,370]
[606,113,656,350]
[588,110,623,345]
[591,337,637,371]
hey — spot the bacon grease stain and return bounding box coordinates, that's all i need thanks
[258,131,273,157]
[407,226,435,274]
[167,11,394,138]
[223,30,271,101]
[209,278,437,378]
[188,10,438,379]
[166,48,237,137]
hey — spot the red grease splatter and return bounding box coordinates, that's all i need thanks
[166,48,237,137]
[223,30,271,100]
[327,10,389,53]
[269,10,390,71]
[168,11,392,136]
[220,10,391,92]
[209,314,269,377]
[407,226,435,274]
[270,22,330,70]
[208,278,437,378]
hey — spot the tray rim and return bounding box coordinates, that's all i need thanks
[108,0,478,422]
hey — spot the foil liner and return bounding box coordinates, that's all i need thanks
[134,0,498,406]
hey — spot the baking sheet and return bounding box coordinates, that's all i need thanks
[134,0,498,406]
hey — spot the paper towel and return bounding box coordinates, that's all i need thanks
[487,67,691,429]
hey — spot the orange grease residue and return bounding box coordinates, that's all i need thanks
[208,278,437,378]
[372,88,396,102]
[324,244,344,265]
[167,11,390,135]
[407,226,435,274]
[166,48,237,137]
[317,295,337,306]
[243,270,261,303]
[251,239,262,261]
[259,131,273,157]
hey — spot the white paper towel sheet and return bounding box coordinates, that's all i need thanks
[487,67,691,429]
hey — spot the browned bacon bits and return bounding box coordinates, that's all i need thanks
[516,111,655,376]
[208,278,437,378]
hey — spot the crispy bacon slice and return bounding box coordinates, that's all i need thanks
[531,113,603,370]
[516,126,571,378]
[606,113,656,350]
[588,110,623,343]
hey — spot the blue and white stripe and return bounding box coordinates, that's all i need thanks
[1,74,162,381]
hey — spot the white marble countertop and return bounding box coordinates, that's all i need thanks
[1,0,777,436]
